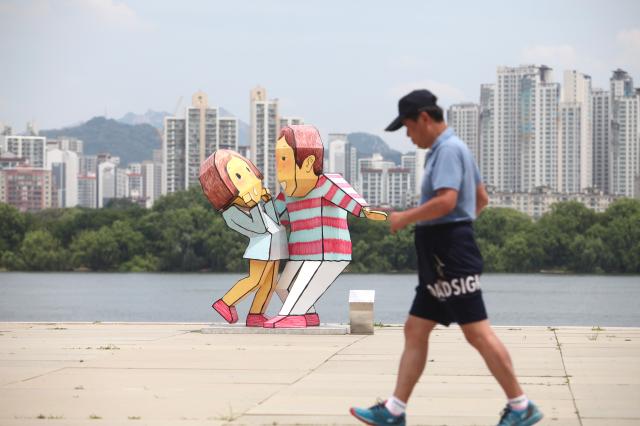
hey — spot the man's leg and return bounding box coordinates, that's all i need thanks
[460,319,522,398]
[350,315,436,425]
[393,315,438,402]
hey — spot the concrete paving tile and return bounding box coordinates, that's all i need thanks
[228,413,359,425]
[230,413,571,425]
[0,384,280,422]
[2,421,225,426]
[79,346,338,371]
[563,358,640,377]
[272,375,572,402]
[0,361,77,386]
[570,383,640,401]
[3,367,305,390]
[248,394,576,419]
[575,397,640,419]
[582,419,640,426]
[0,323,635,425]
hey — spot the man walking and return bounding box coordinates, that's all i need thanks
[349,90,543,426]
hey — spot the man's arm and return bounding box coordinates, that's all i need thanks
[476,183,489,215]
[389,188,457,233]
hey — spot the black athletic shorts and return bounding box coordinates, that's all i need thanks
[410,221,488,326]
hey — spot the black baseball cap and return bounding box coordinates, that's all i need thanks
[385,89,438,131]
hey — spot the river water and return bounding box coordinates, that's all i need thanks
[0,273,638,326]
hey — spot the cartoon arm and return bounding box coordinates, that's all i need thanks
[263,198,283,226]
[322,174,387,221]
[274,192,290,226]
[222,205,267,236]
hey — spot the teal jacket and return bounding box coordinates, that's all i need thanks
[222,199,288,261]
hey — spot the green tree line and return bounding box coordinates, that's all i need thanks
[0,189,639,273]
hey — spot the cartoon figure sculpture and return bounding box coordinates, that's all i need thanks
[199,150,288,327]
[264,125,387,328]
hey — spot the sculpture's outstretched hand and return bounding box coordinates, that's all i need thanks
[363,207,388,221]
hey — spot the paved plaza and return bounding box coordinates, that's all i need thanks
[0,322,638,425]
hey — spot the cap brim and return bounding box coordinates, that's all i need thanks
[385,116,404,132]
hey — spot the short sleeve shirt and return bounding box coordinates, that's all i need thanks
[419,128,482,226]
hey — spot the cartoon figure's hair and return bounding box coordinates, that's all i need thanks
[279,125,324,176]
[199,149,263,211]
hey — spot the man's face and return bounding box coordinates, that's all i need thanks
[276,136,318,197]
[226,156,262,207]
[276,137,298,196]
[402,113,433,149]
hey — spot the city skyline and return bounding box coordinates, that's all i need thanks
[1,0,639,152]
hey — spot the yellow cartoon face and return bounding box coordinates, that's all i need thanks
[226,156,263,207]
[276,136,297,196]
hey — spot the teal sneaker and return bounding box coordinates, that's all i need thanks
[350,401,406,425]
[497,401,543,426]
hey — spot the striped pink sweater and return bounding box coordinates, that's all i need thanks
[275,174,368,261]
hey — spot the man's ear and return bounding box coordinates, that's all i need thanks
[303,155,316,173]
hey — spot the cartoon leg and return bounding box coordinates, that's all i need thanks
[275,260,319,315]
[220,259,269,306]
[274,260,304,303]
[249,260,279,314]
[278,261,323,316]
[288,261,349,315]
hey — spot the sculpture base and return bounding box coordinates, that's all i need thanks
[201,323,349,335]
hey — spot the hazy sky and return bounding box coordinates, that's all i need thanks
[1,0,639,151]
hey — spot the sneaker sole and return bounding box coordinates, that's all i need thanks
[521,412,544,426]
[349,408,377,426]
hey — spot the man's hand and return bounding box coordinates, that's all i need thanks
[389,211,410,233]
[363,208,388,221]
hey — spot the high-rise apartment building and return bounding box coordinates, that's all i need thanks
[357,153,395,207]
[77,174,97,208]
[447,103,480,161]
[610,70,640,197]
[592,88,612,193]
[79,155,98,176]
[97,161,117,208]
[46,148,79,208]
[401,152,417,205]
[328,133,357,184]
[493,65,560,192]
[163,116,186,194]
[163,92,238,194]
[2,136,46,168]
[250,86,279,194]
[558,70,592,193]
[479,84,495,185]
[0,166,52,212]
[151,149,163,203]
[46,138,83,154]
[279,117,304,129]
[185,91,218,188]
[388,167,412,209]
[218,117,238,151]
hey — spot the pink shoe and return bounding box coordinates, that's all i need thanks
[212,299,238,324]
[305,313,320,326]
[246,313,269,327]
[263,315,307,328]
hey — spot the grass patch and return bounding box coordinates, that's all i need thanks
[215,405,239,421]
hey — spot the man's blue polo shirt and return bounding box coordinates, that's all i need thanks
[419,127,482,226]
